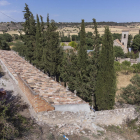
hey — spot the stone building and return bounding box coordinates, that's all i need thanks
[113,30,129,53]
[121,30,129,53]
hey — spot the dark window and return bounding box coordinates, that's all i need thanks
[124,34,126,38]
[122,42,124,45]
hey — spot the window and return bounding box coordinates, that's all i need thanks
[122,42,124,45]
[124,34,126,38]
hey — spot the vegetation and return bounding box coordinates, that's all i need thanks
[68,41,78,49]
[0,40,10,50]
[112,33,121,40]
[0,33,13,42]
[95,26,116,110]
[114,46,124,60]
[0,97,33,139]
[120,74,140,105]
[131,34,140,51]
[125,51,139,59]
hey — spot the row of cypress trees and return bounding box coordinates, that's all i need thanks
[17,3,116,111]
[20,4,63,80]
[59,19,116,110]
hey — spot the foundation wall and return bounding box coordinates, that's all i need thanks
[17,74,55,113]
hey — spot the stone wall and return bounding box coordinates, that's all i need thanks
[35,106,138,134]
[17,74,55,113]
[94,107,138,125]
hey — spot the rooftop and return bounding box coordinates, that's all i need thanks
[0,50,87,106]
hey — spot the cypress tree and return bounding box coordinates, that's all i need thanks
[26,13,36,63]
[76,19,89,100]
[22,3,31,35]
[21,3,32,58]
[60,49,78,91]
[34,14,42,68]
[87,18,100,106]
[43,17,63,80]
[39,15,45,70]
[95,26,116,110]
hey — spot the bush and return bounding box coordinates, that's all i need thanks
[2,33,13,42]
[125,51,139,59]
[13,34,19,40]
[122,60,131,67]
[121,61,133,74]
[120,74,140,105]
[0,96,33,139]
[132,63,140,73]
[68,41,78,49]
[114,46,124,60]
[12,41,26,56]
[114,61,121,72]
[0,40,10,50]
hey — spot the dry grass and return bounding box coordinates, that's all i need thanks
[57,25,140,37]
[0,31,25,35]
[115,72,134,101]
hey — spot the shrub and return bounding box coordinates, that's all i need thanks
[121,61,133,74]
[125,51,139,59]
[12,41,26,57]
[114,46,124,60]
[0,40,10,50]
[122,60,131,67]
[13,34,19,40]
[0,97,32,139]
[132,63,140,73]
[114,61,121,72]
[2,33,13,42]
[120,74,140,105]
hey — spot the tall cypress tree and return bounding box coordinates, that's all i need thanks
[59,49,78,91]
[22,3,31,35]
[87,18,100,106]
[75,19,89,100]
[26,14,36,63]
[95,26,116,110]
[43,16,63,80]
[34,14,42,68]
[21,3,32,58]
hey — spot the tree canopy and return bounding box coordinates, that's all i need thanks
[114,46,124,60]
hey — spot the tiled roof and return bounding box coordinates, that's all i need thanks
[0,50,87,106]
[114,39,124,48]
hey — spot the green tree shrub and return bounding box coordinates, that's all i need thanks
[121,61,133,74]
[132,63,140,73]
[120,74,140,105]
[125,51,139,59]
[114,61,121,73]
[114,46,124,60]
[68,41,78,49]
[131,34,140,51]
[0,40,10,50]
[95,26,116,110]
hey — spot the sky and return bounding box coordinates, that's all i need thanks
[0,0,140,23]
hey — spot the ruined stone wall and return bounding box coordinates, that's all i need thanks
[94,107,138,125]
[17,74,55,113]
[35,107,138,134]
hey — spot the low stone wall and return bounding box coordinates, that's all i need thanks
[35,106,138,134]
[119,58,130,63]
[17,74,55,113]
[94,107,138,125]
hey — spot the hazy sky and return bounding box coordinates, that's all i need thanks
[0,0,139,23]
